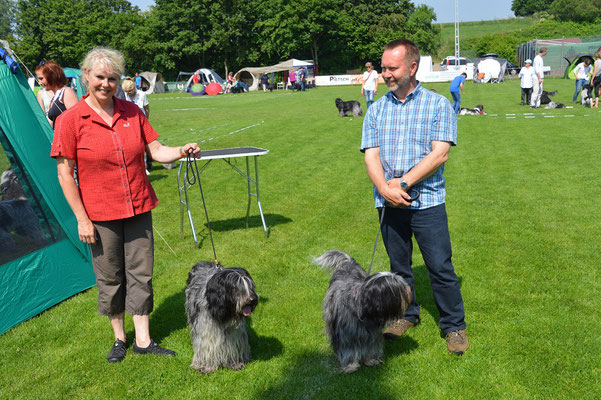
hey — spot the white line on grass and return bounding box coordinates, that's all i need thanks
[197,121,265,144]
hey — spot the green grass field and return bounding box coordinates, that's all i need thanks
[437,17,539,60]
[1,78,601,399]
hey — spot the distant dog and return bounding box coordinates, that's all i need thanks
[540,90,557,105]
[0,199,46,253]
[545,101,565,109]
[459,104,486,115]
[185,262,258,374]
[315,250,411,374]
[1,167,26,201]
[582,84,593,106]
[335,98,363,117]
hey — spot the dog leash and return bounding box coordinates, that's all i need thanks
[367,189,420,275]
[185,150,219,264]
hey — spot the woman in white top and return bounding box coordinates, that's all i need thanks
[361,62,378,109]
[35,60,78,128]
[518,59,536,106]
[590,51,601,108]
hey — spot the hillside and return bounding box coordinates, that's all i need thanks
[435,16,539,61]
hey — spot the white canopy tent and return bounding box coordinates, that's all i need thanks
[473,58,507,83]
[139,71,166,94]
[235,59,314,91]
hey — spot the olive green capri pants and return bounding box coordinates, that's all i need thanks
[90,212,154,316]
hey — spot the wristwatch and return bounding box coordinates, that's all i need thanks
[400,178,409,190]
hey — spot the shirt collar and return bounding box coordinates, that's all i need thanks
[80,94,127,127]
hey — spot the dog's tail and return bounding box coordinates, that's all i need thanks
[314,249,358,274]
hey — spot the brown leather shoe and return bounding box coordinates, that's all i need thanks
[446,329,469,355]
[383,319,415,340]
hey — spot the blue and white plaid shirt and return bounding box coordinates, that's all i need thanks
[360,83,457,209]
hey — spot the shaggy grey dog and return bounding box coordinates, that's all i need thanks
[335,98,363,117]
[185,262,258,374]
[0,199,45,253]
[315,250,411,373]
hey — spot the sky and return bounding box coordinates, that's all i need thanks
[415,0,515,23]
[130,0,516,23]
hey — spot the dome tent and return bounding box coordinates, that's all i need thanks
[564,54,594,80]
[0,50,95,334]
[472,57,507,83]
[139,71,166,94]
[182,69,225,93]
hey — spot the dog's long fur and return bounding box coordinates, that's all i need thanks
[335,98,363,117]
[185,262,258,374]
[459,104,486,115]
[540,90,557,105]
[315,250,411,373]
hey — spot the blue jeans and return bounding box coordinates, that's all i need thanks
[364,90,374,108]
[378,204,466,333]
[573,79,587,102]
[451,91,461,114]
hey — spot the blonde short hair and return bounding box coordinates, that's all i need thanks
[81,47,125,85]
[365,62,373,68]
[122,78,136,92]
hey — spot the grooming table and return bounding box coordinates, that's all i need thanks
[177,147,269,242]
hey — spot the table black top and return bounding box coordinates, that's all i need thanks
[179,147,269,161]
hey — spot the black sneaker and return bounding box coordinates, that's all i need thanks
[132,339,176,357]
[107,339,127,363]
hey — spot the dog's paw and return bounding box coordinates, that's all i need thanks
[363,358,383,367]
[339,362,360,374]
[190,362,217,374]
[228,362,246,371]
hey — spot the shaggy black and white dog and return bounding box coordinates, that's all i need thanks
[459,104,486,115]
[540,90,557,105]
[1,167,26,201]
[315,250,411,373]
[335,98,363,117]
[185,262,258,374]
[581,84,593,106]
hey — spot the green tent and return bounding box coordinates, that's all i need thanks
[0,55,95,334]
[564,54,594,80]
[63,67,86,99]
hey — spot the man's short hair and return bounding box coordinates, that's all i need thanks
[539,47,548,54]
[384,38,421,67]
[461,73,467,77]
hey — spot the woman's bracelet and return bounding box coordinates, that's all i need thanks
[180,146,185,157]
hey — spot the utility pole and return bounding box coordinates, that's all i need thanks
[454,0,460,66]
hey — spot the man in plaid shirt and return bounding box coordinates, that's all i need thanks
[360,38,468,355]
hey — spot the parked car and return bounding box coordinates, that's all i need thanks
[440,56,472,70]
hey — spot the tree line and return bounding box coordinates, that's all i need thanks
[512,0,601,22]
[0,0,440,80]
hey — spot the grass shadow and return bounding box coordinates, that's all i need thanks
[146,289,188,343]
[255,348,413,399]
[147,171,170,183]
[202,213,292,232]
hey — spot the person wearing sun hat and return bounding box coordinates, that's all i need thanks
[519,59,536,106]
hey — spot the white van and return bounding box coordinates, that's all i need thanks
[440,56,472,70]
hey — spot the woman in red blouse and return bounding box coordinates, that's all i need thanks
[51,47,200,363]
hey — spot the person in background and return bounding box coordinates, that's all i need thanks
[449,72,466,114]
[36,61,78,129]
[361,61,379,109]
[192,71,200,85]
[590,51,601,108]
[530,47,547,108]
[260,74,270,92]
[122,78,152,173]
[572,58,592,104]
[135,72,142,90]
[298,67,307,91]
[51,47,201,364]
[288,69,296,90]
[361,38,468,355]
[519,59,536,106]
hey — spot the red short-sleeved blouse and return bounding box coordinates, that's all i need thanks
[51,95,159,221]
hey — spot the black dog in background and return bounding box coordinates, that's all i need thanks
[581,84,593,106]
[335,98,363,117]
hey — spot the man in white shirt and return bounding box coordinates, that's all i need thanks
[361,62,379,109]
[530,47,547,108]
[572,58,592,104]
